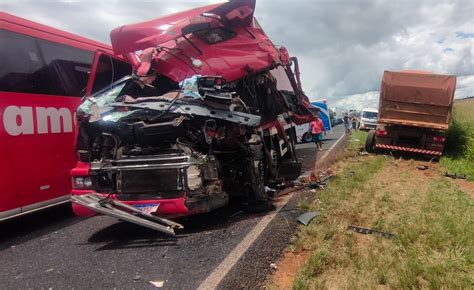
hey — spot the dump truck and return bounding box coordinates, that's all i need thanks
[365,70,456,157]
[70,0,314,235]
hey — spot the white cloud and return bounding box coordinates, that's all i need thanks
[2,0,473,107]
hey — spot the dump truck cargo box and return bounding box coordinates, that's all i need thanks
[379,71,456,130]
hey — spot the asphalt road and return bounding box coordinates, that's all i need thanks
[0,124,345,289]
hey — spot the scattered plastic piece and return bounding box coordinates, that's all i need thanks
[270,263,278,270]
[297,212,319,226]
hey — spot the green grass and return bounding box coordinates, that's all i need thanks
[441,99,474,181]
[291,133,474,289]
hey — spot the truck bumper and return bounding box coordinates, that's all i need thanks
[71,190,191,217]
[359,123,377,130]
[375,144,442,156]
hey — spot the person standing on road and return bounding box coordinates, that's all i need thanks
[310,114,326,151]
[343,112,351,133]
[351,113,358,131]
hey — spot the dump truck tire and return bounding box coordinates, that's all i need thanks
[365,130,376,153]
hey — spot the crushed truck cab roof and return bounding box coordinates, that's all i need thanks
[110,0,285,84]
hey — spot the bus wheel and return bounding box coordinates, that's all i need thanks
[365,130,376,153]
[302,132,313,143]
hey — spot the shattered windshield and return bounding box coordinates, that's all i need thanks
[78,78,129,114]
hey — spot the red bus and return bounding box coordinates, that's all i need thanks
[0,12,113,220]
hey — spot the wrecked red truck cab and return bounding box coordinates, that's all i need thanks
[70,0,313,235]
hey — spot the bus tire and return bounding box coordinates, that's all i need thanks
[302,132,313,143]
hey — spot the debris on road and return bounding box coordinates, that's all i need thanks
[133,275,141,281]
[297,212,320,226]
[149,280,165,288]
[347,225,396,239]
[416,165,429,170]
[71,194,183,235]
[270,263,278,270]
[444,171,467,179]
[265,186,277,196]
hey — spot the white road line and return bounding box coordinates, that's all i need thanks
[198,131,347,289]
[197,195,290,290]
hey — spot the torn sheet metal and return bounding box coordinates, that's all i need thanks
[111,101,261,127]
[297,211,319,226]
[71,194,183,235]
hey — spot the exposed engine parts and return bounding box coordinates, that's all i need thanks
[71,0,313,234]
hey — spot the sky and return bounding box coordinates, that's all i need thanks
[2,0,473,110]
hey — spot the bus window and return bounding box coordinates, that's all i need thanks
[37,39,94,96]
[0,29,51,94]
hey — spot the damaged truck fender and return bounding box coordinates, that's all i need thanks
[70,0,314,234]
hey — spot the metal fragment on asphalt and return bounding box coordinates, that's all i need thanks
[297,212,319,226]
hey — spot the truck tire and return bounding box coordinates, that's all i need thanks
[243,157,272,213]
[302,132,313,143]
[365,130,376,153]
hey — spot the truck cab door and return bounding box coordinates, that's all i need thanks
[85,50,133,97]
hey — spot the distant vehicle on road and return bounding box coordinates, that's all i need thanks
[365,70,456,157]
[0,12,114,221]
[359,108,378,130]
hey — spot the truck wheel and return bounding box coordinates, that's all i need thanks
[365,130,376,153]
[243,158,272,213]
[302,132,313,143]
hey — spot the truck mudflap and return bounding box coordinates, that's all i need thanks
[71,194,183,235]
[375,144,442,156]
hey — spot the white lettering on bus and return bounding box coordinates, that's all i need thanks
[2,106,73,136]
[36,107,72,134]
[3,106,34,136]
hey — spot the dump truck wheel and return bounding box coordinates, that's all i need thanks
[365,130,376,153]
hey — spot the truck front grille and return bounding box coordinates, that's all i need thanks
[117,169,184,194]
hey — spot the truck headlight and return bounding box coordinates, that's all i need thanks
[72,176,93,189]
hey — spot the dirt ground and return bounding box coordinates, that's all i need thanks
[270,155,473,288]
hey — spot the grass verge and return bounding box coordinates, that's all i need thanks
[292,133,473,289]
[441,100,474,181]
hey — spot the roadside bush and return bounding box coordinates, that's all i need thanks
[441,110,474,180]
[444,119,470,158]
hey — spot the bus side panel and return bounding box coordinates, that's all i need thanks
[0,93,80,210]
[0,95,19,213]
